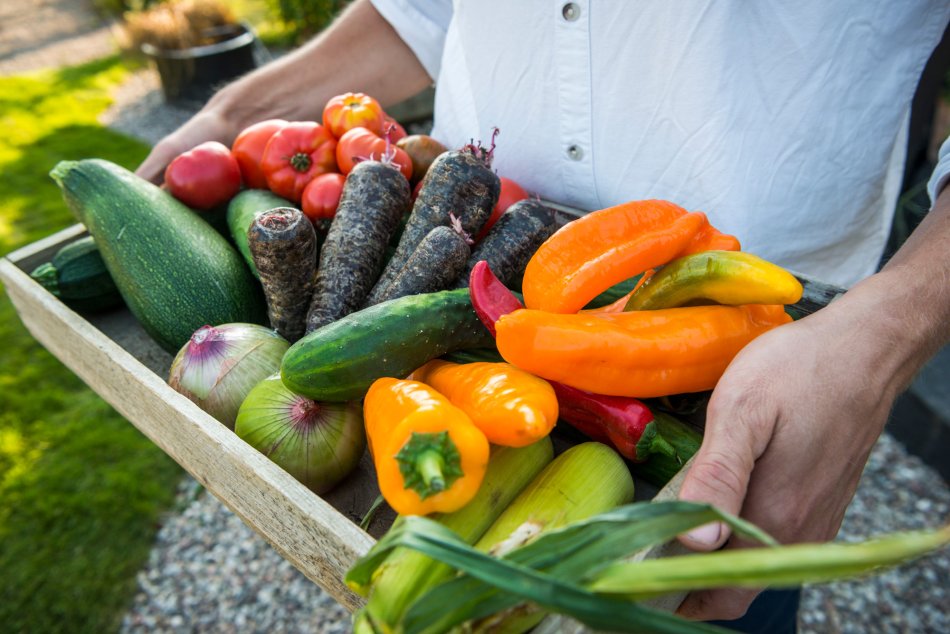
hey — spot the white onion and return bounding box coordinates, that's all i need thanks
[168,323,289,429]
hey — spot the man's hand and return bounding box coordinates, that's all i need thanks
[674,296,903,620]
[134,0,431,184]
[136,109,236,184]
[673,181,950,622]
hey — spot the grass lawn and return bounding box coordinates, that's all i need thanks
[0,56,183,633]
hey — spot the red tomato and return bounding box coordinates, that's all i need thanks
[323,92,385,138]
[477,177,530,239]
[301,172,346,222]
[260,122,338,202]
[382,117,407,142]
[336,127,412,181]
[164,141,242,210]
[231,119,287,189]
[412,179,424,203]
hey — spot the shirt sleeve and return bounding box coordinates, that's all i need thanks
[927,134,950,204]
[370,0,453,81]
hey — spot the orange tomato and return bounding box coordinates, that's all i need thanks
[322,92,386,138]
[335,127,412,181]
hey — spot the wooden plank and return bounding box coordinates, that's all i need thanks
[0,252,375,611]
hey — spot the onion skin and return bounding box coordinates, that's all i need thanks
[235,375,366,494]
[168,323,289,429]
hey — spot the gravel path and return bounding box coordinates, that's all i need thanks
[4,5,949,632]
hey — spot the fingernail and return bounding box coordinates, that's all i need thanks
[685,522,721,546]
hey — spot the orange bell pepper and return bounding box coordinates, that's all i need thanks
[363,378,489,515]
[495,305,791,398]
[521,199,739,314]
[413,360,558,447]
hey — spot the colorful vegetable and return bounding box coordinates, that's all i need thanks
[413,360,558,447]
[30,235,123,313]
[363,378,490,515]
[552,382,674,462]
[231,119,287,189]
[248,207,318,342]
[496,304,792,398]
[168,323,289,429]
[50,159,265,353]
[367,137,501,306]
[625,250,804,310]
[235,375,365,493]
[260,121,338,202]
[468,260,686,465]
[322,92,386,138]
[300,172,346,222]
[457,199,558,291]
[305,158,410,331]
[396,134,447,185]
[372,223,471,303]
[225,189,296,279]
[351,440,554,632]
[284,288,495,402]
[522,199,739,313]
[164,141,242,210]
[335,126,412,180]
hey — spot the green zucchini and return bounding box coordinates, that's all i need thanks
[226,189,295,278]
[281,289,496,402]
[30,235,124,313]
[50,159,266,353]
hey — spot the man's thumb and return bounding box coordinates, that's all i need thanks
[676,436,754,551]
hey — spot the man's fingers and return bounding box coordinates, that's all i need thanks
[677,443,752,549]
[675,586,762,622]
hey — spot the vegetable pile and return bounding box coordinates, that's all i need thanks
[38,91,950,633]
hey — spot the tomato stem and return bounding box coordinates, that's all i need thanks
[290,152,312,172]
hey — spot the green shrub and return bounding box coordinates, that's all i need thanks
[269,0,348,43]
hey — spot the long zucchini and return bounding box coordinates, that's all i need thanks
[50,159,266,353]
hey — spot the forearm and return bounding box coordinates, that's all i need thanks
[820,185,950,396]
[205,0,431,139]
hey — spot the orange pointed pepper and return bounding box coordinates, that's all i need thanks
[363,378,489,515]
[495,305,791,398]
[521,199,739,314]
[413,360,558,447]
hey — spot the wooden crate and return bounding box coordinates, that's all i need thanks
[2,224,709,621]
[2,224,841,627]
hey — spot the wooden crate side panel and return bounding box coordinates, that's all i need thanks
[0,256,373,611]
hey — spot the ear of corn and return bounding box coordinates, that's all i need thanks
[421,442,636,634]
[349,438,554,633]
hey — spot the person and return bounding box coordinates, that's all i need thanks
[137,1,950,630]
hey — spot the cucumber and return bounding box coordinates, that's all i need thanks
[226,189,296,278]
[281,289,496,402]
[50,159,266,353]
[30,235,123,313]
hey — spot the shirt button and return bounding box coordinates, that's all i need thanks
[562,3,580,22]
[567,144,583,160]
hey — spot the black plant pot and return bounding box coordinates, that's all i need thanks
[142,23,260,107]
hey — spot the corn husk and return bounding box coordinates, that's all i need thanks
[349,438,554,632]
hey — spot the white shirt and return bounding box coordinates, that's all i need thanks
[372,0,950,288]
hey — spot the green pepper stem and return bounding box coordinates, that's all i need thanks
[417,450,446,493]
[395,431,464,500]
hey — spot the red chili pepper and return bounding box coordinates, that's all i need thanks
[468,261,676,462]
